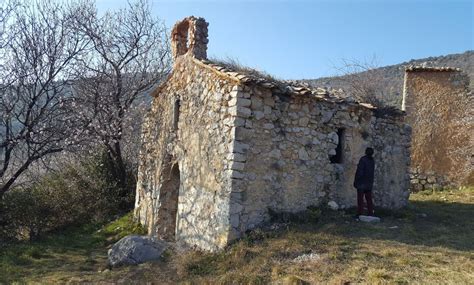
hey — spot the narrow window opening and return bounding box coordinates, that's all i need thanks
[330,128,344,164]
[173,99,180,130]
[172,20,190,58]
[185,28,190,51]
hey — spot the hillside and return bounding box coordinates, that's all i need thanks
[303,51,473,107]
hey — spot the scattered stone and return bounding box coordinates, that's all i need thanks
[108,235,168,267]
[388,226,399,229]
[293,253,321,263]
[298,148,310,160]
[327,201,339,211]
[359,215,381,223]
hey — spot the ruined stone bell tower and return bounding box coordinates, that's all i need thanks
[171,16,208,60]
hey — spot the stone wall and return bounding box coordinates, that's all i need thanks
[403,69,473,187]
[136,16,413,251]
[409,167,453,192]
[372,117,412,207]
[226,85,411,234]
[136,55,412,248]
[135,56,240,251]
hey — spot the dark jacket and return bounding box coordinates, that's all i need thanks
[353,155,375,191]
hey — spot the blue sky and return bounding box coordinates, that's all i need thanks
[97,0,473,80]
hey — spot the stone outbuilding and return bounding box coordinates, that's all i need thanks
[134,16,412,251]
[402,66,473,190]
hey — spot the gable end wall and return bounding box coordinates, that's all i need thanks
[134,56,244,251]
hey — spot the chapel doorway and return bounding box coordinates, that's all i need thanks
[156,163,180,241]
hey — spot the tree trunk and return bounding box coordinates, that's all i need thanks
[106,142,132,211]
[108,141,127,189]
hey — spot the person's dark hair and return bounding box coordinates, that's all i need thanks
[365,147,374,157]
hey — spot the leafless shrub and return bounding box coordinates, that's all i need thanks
[210,56,279,82]
[332,56,388,107]
[332,57,405,117]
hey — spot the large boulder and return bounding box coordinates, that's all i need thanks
[108,235,168,267]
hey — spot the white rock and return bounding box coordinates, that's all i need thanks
[327,201,339,210]
[328,131,339,144]
[293,253,321,263]
[359,215,380,222]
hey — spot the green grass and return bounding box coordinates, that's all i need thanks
[1,188,473,284]
[0,213,146,284]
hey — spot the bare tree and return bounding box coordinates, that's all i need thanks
[0,0,16,49]
[70,0,171,191]
[0,1,88,197]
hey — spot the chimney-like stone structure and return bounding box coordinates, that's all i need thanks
[171,16,208,60]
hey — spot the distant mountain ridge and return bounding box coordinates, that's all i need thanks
[302,51,473,107]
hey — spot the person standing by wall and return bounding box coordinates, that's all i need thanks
[354,147,375,217]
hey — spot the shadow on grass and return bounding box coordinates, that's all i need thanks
[0,224,104,283]
[0,213,145,283]
[291,199,474,252]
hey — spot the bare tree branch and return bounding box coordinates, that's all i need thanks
[0,0,88,196]
[69,0,171,189]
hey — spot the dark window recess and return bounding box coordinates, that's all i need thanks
[173,99,180,130]
[330,128,344,164]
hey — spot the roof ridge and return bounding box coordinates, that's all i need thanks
[405,65,462,72]
[195,58,376,108]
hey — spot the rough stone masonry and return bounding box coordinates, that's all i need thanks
[134,16,412,251]
[402,67,473,191]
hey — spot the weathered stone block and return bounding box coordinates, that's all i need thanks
[231,161,245,171]
[233,141,250,154]
[298,148,310,160]
[254,111,264,120]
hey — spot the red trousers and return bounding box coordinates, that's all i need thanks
[357,191,374,216]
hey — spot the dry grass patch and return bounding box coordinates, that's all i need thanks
[1,188,473,284]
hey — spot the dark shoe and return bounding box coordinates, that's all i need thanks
[353,215,360,220]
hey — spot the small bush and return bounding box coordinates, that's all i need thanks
[0,150,136,241]
[98,213,147,243]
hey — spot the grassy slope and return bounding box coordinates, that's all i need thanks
[1,189,473,284]
[0,213,146,284]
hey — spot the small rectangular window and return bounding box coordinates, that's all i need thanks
[330,128,344,164]
[173,99,180,130]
